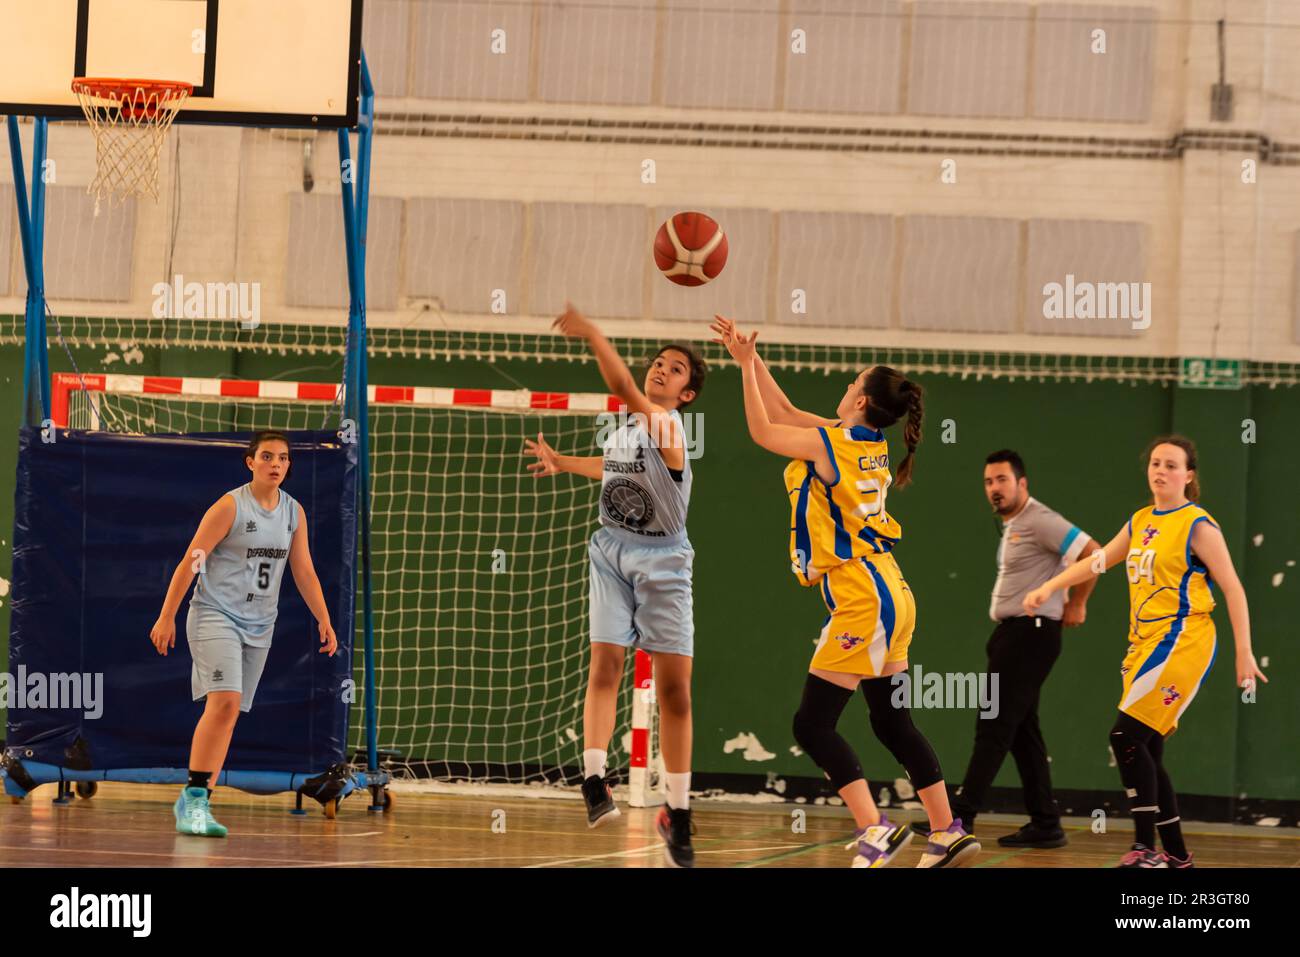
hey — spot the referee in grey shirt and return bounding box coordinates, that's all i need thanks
[922,450,1099,847]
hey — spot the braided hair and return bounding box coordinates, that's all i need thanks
[861,366,924,489]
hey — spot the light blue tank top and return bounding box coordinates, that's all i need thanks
[598,409,691,539]
[190,483,299,645]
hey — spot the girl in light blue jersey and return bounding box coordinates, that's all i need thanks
[525,303,707,868]
[150,431,338,837]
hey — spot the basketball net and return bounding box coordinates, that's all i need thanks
[71,79,192,215]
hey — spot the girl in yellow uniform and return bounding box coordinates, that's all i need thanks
[1026,436,1267,867]
[713,318,979,869]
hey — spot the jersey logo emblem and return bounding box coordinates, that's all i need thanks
[212,669,224,682]
[602,478,655,530]
[1160,683,1181,706]
[246,520,258,533]
[834,632,865,651]
[1140,524,1159,546]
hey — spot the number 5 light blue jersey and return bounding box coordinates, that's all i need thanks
[190,483,299,646]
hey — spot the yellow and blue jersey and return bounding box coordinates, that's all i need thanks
[1125,502,1217,642]
[1119,501,1219,733]
[784,424,902,586]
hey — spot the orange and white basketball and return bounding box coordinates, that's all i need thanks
[653,212,728,286]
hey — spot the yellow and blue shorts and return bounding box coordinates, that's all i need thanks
[810,554,915,676]
[1118,614,1216,735]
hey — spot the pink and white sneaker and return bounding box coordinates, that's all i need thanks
[1119,844,1168,868]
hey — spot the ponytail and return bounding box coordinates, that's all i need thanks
[861,366,924,489]
[895,382,924,489]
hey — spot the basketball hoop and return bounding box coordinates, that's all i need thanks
[71,78,192,214]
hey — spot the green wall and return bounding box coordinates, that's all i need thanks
[2,333,1296,807]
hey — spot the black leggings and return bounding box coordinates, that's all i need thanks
[791,673,943,791]
[1110,712,1179,836]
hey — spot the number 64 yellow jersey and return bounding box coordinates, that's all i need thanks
[784,424,902,587]
[1125,501,1217,642]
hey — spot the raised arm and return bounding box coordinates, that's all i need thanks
[288,503,337,656]
[555,304,652,416]
[150,495,237,655]
[1190,520,1266,690]
[553,303,683,455]
[711,316,837,428]
[722,329,831,478]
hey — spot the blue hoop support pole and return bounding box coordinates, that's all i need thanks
[338,48,380,786]
[7,115,52,428]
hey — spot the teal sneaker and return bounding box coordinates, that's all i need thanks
[174,786,228,838]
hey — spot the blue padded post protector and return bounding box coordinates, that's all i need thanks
[6,427,357,780]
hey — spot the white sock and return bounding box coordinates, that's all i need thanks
[583,749,607,780]
[665,772,691,810]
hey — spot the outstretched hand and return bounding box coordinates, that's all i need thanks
[524,433,562,477]
[713,314,759,362]
[552,302,597,341]
[709,314,737,346]
[725,324,759,364]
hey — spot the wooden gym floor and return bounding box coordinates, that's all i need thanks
[1,783,1295,868]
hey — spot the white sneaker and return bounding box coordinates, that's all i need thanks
[846,815,914,868]
[916,818,980,868]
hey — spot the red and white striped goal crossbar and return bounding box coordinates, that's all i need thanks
[48,371,662,804]
[50,372,626,429]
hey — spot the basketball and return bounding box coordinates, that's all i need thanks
[654,211,728,286]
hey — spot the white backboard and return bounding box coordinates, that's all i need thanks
[0,0,363,127]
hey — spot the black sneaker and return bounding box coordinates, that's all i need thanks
[580,774,620,828]
[997,823,1068,848]
[656,806,695,868]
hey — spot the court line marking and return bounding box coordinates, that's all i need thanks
[0,844,330,866]
[973,847,1032,868]
[306,852,621,866]
[1,820,388,841]
[527,844,664,867]
[565,820,830,867]
[734,833,857,868]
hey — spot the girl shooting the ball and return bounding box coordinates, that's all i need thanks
[525,304,706,868]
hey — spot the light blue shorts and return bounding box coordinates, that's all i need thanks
[186,604,272,712]
[588,526,695,657]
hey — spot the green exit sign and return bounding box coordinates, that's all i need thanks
[1180,357,1243,390]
